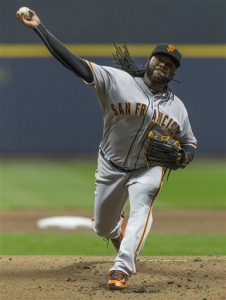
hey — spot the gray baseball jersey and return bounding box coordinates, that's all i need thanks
[87,61,197,170]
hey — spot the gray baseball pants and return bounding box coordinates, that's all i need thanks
[93,152,164,275]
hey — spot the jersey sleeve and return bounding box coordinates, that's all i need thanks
[85,61,117,108]
[176,115,197,149]
[86,61,112,91]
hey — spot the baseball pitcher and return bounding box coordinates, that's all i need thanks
[16,8,197,290]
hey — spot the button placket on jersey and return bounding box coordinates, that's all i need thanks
[126,95,154,168]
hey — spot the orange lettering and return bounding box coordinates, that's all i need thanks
[125,102,131,115]
[152,109,157,122]
[161,115,169,127]
[157,112,163,124]
[167,44,176,53]
[111,104,118,116]
[140,104,147,117]
[135,103,141,115]
[118,103,125,115]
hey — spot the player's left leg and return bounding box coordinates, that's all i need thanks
[109,165,164,277]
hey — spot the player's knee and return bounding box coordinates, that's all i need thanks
[93,225,105,237]
[94,228,112,238]
[93,221,116,238]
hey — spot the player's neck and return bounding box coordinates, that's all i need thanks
[143,74,166,92]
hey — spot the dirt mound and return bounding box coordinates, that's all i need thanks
[0,256,225,299]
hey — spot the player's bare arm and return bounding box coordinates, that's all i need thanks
[16,8,94,84]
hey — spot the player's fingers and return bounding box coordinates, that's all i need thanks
[16,11,27,22]
[17,16,31,27]
[21,17,30,24]
[16,13,25,23]
[16,11,22,19]
[27,9,38,20]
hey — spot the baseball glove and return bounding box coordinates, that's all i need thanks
[145,131,183,170]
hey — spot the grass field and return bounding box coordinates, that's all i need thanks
[0,232,225,256]
[0,158,225,209]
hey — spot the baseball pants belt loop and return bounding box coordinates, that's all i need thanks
[100,148,136,173]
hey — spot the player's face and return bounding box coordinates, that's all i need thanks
[146,54,177,84]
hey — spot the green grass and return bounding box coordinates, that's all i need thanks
[0,160,96,210]
[0,158,225,209]
[157,160,226,209]
[0,232,225,255]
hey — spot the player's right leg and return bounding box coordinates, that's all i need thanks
[92,153,128,240]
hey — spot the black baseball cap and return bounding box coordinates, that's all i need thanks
[150,43,182,68]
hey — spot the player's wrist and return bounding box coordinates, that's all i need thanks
[179,149,191,168]
[179,145,196,168]
[33,22,44,31]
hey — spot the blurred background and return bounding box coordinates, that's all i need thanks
[0,0,225,255]
[0,0,226,154]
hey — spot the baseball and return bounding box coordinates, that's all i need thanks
[18,7,31,18]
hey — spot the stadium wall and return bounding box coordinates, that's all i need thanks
[0,0,225,154]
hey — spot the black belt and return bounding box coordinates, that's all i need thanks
[100,148,143,173]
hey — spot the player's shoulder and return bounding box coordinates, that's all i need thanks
[102,65,133,80]
[172,94,188,113]
[89,61,133,80]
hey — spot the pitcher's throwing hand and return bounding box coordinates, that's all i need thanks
[16,7,40,28]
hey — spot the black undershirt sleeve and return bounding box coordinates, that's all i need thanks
[34,23,94,84]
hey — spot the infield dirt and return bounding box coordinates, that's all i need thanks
[1,209,225,299]
[0,256,225,300]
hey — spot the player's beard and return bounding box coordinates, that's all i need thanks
[146,66,171,84]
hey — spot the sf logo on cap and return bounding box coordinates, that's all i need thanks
[167,44,176,53]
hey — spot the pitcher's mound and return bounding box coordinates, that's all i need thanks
[0,256,225,300]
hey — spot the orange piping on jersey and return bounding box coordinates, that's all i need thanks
[135,168,164,257]
[182,143,197,149]
[86,60,94,73]
[86,60,96,87]
[188,143,197,148]
[88,82,96,87]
